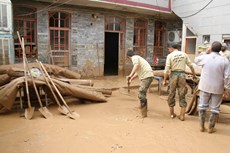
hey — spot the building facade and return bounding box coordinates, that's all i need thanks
[3,0,182,77]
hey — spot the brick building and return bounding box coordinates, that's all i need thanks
[1,0,182,77]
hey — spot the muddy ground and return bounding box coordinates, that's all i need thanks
[0,76,230,153]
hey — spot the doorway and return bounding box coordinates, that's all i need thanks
[104,32,119,75]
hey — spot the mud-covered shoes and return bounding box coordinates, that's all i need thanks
[208,113,218,134]
[169,107,176,119]
[199,110,206,132]
[177,107,186,121]
[141,106,147,118]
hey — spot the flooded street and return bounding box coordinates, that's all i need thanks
[0,76,230,153]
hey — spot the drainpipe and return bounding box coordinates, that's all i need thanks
[9,0,14,64]
[181,23,187,53]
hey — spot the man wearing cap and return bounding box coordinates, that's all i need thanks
[126,50,154,118]
[194,41,230,133]
[220,43,230,62]
[162,43,196,121]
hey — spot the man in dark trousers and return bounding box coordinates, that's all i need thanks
[194,41,230,133]
[162,43,196,121]
[126,50,153,118]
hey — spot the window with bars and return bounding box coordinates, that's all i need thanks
[13,6,37,59]
[133,19,147,57]
[0,38,10,64]
[0,4,7,28]
[49,12,70,67]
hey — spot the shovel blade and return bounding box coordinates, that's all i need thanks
[67,111,80,120]
[58,105,69,115]
[25,107,35,120]
[38,107,53,119]
[119,87,135,96]
[57,105,80,119]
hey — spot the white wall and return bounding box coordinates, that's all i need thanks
[99,0,171,12]
[172,0,230,46]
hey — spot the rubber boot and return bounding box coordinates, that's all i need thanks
[140,100,147,118]
[198,110,206,132]
[178,107,186,121]
[169,107,176,119]
[141,105,147,118]
[208,113,218,134]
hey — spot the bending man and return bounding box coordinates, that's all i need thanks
[127,50,154,118]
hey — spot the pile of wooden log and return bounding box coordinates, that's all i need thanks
[0,33,112,120]
[0,62,112,119]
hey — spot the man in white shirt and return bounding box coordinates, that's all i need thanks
[194,41,230,133]
[127,50,154,118]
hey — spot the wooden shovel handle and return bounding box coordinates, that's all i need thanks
[35,59,62,107]
[128,82,130,93]
[38,61,73,114]
[17,32,31,108]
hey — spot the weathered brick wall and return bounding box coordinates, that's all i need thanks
[70,12,104,77]
[125,18,134,50]
[11,1,181,77]
[146,18,155,62]
[37,11,49,63]
[124,18,134,75]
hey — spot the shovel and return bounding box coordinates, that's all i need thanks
[28,69,53,119]
[18,86,24,117]
[17,32,34,119]
[119,80,136,96]
[35,59,69,115]
[39,61,80,119]
[25,60,53,119]
[20,36,52,119]
[128,82,130,93]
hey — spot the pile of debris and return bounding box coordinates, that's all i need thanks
[0,33,112,120]
[0,62,112,119]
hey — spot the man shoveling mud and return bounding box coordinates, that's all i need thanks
[126,50,153,118]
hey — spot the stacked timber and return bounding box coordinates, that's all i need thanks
[0,63,112,113]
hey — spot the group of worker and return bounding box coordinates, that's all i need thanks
[126,41,230,134]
